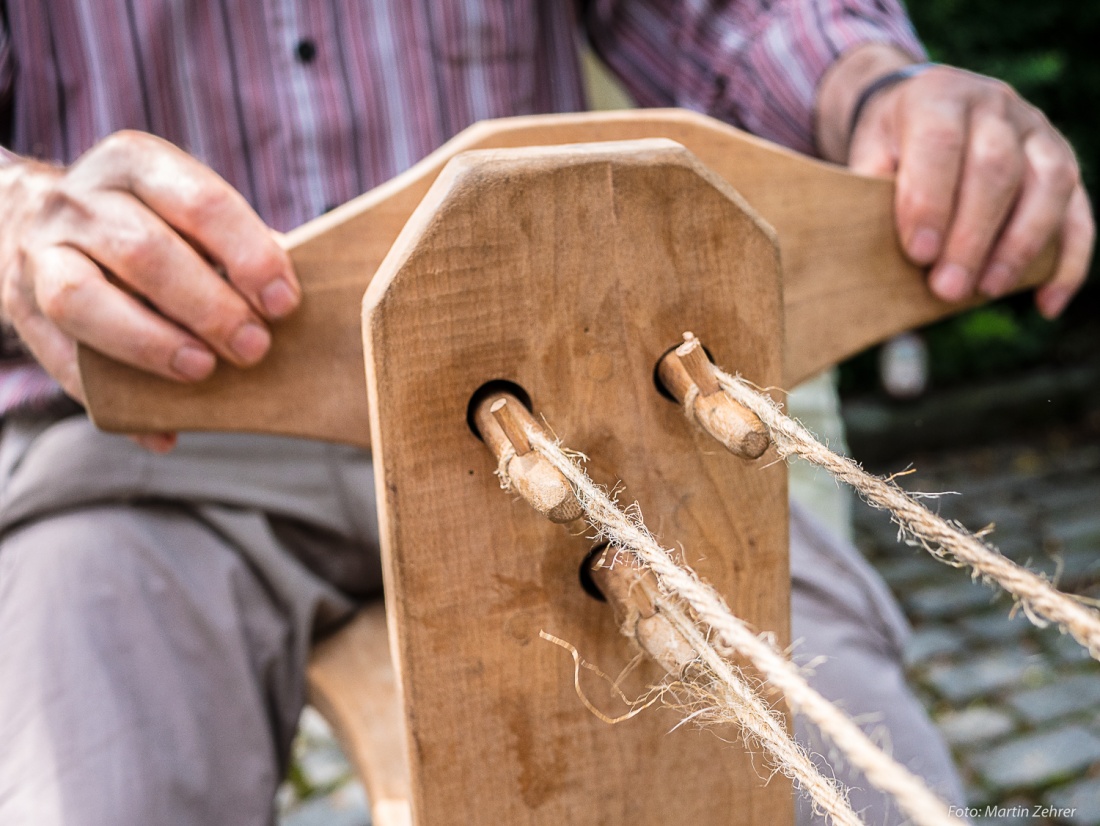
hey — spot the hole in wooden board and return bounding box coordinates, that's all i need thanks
[466,379,534,440]
[579,543,609,602]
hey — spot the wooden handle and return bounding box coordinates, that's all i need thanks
[79,109,1054,445]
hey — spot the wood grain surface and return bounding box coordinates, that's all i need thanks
[307,602,412,826]
[79,109,1051,444]
[362,140,791,824]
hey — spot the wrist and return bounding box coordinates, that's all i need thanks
[815,44,917,164]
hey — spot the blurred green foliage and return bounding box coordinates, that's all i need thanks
[840,305,1056,392]
[842,2,1100,394]
[927,306,1050,382]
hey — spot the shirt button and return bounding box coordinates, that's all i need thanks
[295,39,317,64]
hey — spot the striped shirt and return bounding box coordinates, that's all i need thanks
[0,0,924,411]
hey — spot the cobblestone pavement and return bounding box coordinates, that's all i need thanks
[277,425,1100,826]
[855,425,1100,826]
[278,707,370,826]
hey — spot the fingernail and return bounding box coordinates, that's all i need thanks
[1038,287,1070,319]
[908,228,942,263]
[929,263,971,301]
[260,278,299,318]
[171,344,216,380]
[229,322,271,364]
[979,263,1014,298]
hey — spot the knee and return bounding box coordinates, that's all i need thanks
[0,506,176,621]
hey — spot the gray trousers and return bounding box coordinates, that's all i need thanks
[0,415,963,825]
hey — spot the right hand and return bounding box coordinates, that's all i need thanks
[0,130,299,407]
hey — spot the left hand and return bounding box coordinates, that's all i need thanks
[817,45,1093,319]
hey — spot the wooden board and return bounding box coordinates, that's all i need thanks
[78,109,1052,444]
[362,140,791,825]
[307,602,411,826]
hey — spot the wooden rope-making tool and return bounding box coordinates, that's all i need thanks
[77,111,1055,826]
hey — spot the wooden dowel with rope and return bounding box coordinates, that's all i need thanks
[479,408,868,825]
[513,426,964,826]
[490,397,533,456]
[472,392,583,523]
[657,333,770,459]
[587,551,699,678]
[666,330,1100,660]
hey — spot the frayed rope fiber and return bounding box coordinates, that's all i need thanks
[541,622,864,826]
[715,370,1100,662]
[524,429,965,826]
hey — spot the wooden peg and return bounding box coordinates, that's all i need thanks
[657,337,770,460]
[588,554,697,677]
[473,393,582,524]
[489,397,533,455]
[677,333,722,396]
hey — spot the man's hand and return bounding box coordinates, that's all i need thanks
[816,45,1093,319]
[0,131,300,406]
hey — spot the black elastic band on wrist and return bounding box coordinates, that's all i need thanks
[848,62,937,140]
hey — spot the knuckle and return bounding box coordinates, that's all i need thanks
[1066,266,1090,289]
[1048,161,1080,196]
[109,231,165,281]
[235,242,287,283]
[1054,258,1088,291]
[900,190,947,224]
[1031,145,1080,193]
[193,319,250,359]
[38,270,90,324]
[77,130,159,189]
[944,225,990,264]
[918,123,965,156]
[949,243,983,271]
[38,185,92,228]
[206,301,255,340]
[103,211,164,271]
[175,183,233,227]
[96,129,154,162]
[1080,209,1096,243]
[1069,191,1095,235]
[976,77,1018,109]
[130,335,172,366]
[971,135,1023,187]
[1006,236,1042,265]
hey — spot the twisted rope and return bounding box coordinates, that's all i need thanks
[526,430,964,826]
[660,603,864,826]
[714,371,1100,661]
